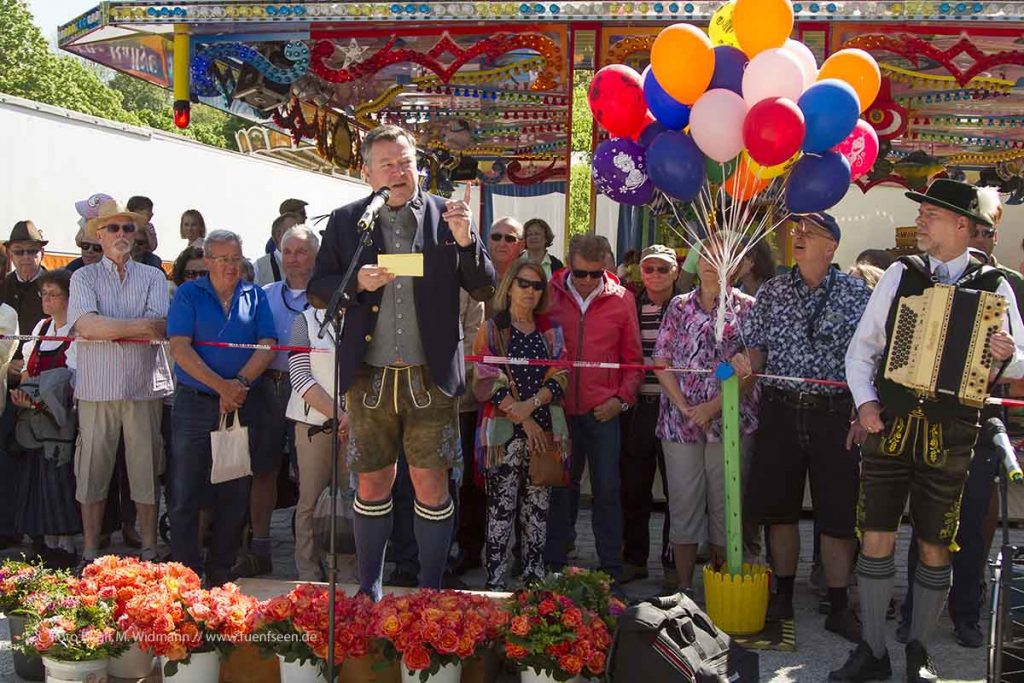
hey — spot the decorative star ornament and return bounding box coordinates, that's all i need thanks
[339,38,368,69]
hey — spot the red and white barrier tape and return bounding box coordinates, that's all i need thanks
[2,334,1021,403]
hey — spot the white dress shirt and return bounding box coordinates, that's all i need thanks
[567,274,605,314]
[845,250,1024,409]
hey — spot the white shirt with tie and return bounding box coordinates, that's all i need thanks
[845,250,1024,410]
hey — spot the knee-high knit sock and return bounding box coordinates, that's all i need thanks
[856,553,896,658]
[352,496,394,601]
[414,497,455,589]
[909,562,951,647]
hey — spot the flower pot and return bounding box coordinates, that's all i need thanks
[339,653,400,682]
[703,563,770,635]
[41,657,108,683]
[108,643,156,678]
[8,614,45,681]
[519,668,583,683]
[400,660,461,683]
[278,654,328,682]
[160,650,220,682]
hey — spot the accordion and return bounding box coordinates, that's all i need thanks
[883,284,1007,408]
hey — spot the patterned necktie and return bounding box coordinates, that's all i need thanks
[933,263,950,284]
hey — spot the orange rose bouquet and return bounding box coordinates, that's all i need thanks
[118,580,257,677]
[370,589,507,682]
[250,583,375,673]
[17,578,128,662]
[78,556,200,623]
[499,588,612,681]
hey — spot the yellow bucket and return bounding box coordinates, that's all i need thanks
[702,563,771,635]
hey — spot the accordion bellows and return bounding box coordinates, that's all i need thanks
[884,284,1007,408]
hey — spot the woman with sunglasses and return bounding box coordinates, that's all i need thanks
[653,237,759,597]
[171,247,207,287]
[472,262,569,590]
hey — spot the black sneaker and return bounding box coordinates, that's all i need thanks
[825,608,863,644]
[385,567,418,588]
[952,620,983,649]
[766,592,794,621]
[620,563,649,584]
[905,640,938,682]
[829,642,892,681]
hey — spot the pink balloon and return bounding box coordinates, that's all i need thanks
[743,97,805,167]
[690,89,749,163]
[833,119,879,181]
[742,48,805,108]
[782,39,818,91]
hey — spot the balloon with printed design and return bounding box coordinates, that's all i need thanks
[588,65,649,138]
[833,119,880,181]
[744,150,800,180]
[592,138,655,205]
[709,1,742,48]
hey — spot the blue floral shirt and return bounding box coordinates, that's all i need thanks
[742,267,870,395]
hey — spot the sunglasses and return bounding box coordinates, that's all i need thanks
[490,233,520,243]
[642,264,673,275]
[81,243,103,254]
[572,269,604,280]
[102,223,137,234]
[9,248,40,257]
[184,269,208,280]
[515,277,545,292]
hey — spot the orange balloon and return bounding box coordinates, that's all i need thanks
[650,23,715,105]
[733,0,794,58]
[724,159,771,200]
[818,49,881,112]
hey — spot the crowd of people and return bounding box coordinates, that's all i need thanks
[2,123,1022,682]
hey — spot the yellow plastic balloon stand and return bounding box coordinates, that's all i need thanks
[703,563,770,635]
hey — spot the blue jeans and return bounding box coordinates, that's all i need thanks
[545,414,624,579]
[169,385,264,579]
[900,439,999,626]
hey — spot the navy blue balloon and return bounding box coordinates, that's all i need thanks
[646,130,706,202]
[638,121,668,148]
[798,79,861,153]
[708,46,748,95]
[785,152,852,213]
[642,67,691,130]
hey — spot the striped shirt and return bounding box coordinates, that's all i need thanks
[638,290,670,396]
[68,258,173,402]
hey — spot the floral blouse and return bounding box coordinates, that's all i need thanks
[653,287,760,444]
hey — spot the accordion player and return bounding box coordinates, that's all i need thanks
[883,283,1008,408]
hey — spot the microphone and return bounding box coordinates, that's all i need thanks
[983,417,1023,483]
[357,188,391,231]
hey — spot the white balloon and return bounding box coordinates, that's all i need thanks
[782,39,819,91]
[742,48,805,108]
[689,89,748,163]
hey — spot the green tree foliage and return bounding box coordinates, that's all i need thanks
[0,0,139,124]
[0,0,251,149]
[568,69,595,236]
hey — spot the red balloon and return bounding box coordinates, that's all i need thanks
[631,111,657,141]
[588,65,648,138]
[742,97,806,167]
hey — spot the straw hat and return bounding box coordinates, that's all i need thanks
[84,200,144,239]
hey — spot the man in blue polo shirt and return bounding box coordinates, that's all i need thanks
[167,229,276,586]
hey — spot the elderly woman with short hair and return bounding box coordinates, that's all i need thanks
[522,218,564,278]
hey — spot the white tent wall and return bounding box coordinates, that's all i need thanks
[0,94,369,261]
[487,188,567,261]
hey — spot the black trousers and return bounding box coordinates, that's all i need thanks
[456,410,486,562]
[620,396,671,568]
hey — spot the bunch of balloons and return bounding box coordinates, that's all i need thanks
[588,0,881,214]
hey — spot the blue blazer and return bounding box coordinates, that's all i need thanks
[308,191,496,396]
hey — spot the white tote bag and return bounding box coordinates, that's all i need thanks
[210,410,252,484]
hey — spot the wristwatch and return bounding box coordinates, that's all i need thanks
[615,395,630,412]
[235,374,251,388]
[532,395,542,409]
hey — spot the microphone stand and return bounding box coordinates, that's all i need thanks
[320,227,373,683]
[989,405,1020,683]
